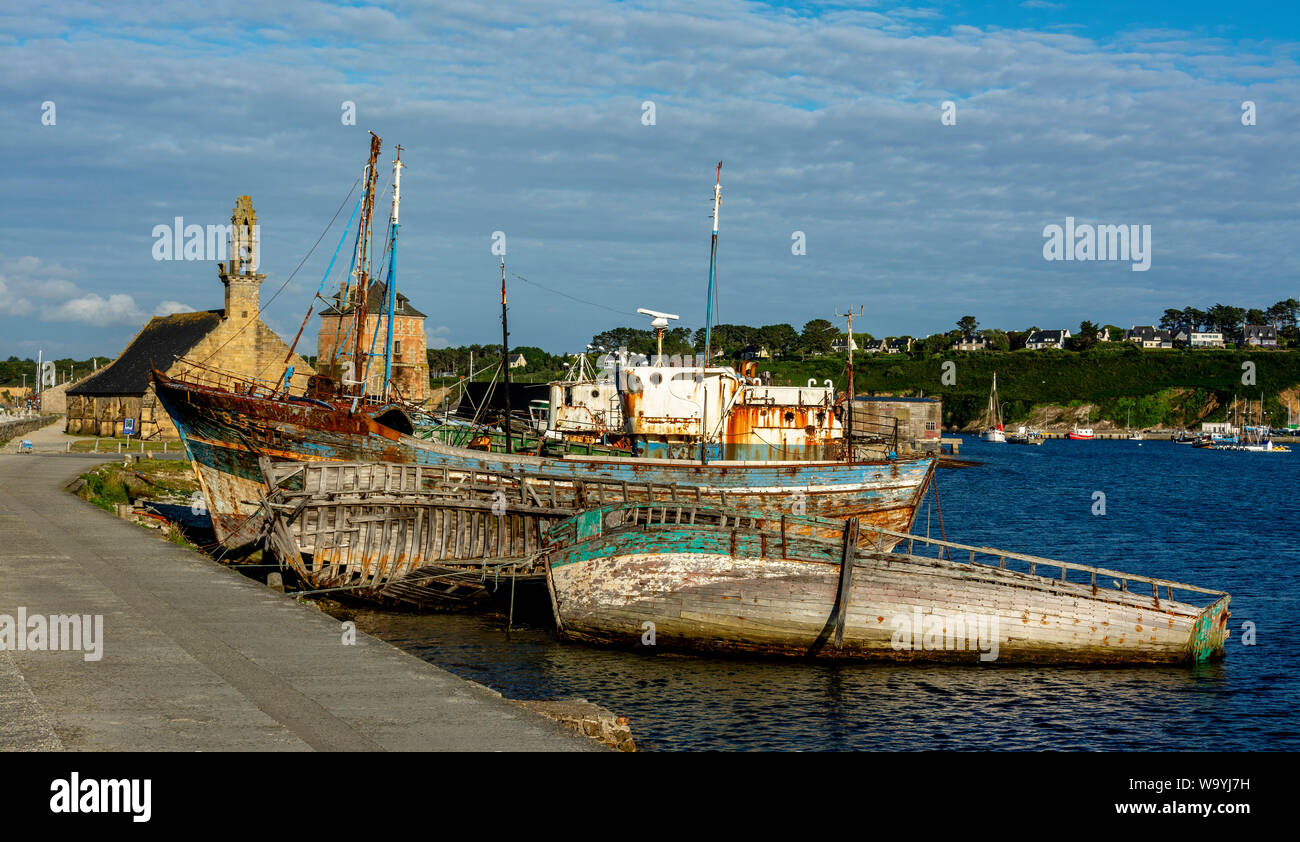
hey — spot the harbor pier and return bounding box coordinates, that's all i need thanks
[0,448,601,752]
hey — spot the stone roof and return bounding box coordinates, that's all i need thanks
[68,311,222,396]
[320,282,426,318]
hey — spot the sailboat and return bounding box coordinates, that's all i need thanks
[1214,396,1290,452]
[1126,408,1144,440]
[980,372,1006,442]
[154,149,935,550]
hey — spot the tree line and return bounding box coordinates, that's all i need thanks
[589,320,868,359]
[426,344,568,378]
[1156,299,1300,343]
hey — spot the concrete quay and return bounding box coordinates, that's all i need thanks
[0,445,599,752]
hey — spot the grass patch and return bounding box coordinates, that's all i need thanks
[75,460,200,511]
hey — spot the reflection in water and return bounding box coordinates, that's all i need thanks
[343,440,1300,751]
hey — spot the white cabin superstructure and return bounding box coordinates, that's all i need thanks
[544,348,845,461]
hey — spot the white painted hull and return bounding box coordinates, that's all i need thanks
[544,509,1232,664]
[549,547,1229,663]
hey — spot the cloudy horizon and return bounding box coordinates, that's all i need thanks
[2,1,1297,360]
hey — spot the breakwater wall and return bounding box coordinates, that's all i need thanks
[0,415,58,444]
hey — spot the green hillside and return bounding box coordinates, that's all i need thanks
[761,346,1300,429]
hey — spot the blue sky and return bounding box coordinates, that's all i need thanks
[1,1,1297,359]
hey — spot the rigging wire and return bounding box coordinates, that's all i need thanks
[272,192,364,387]
[200,174,362,370]
[510,273,643,319]
[328,168,395,379]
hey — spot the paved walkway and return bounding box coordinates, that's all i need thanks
[0,415,67,453]
[0,451,597,751]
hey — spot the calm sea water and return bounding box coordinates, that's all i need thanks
[346,438,1300,751]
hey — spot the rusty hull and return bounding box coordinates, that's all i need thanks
[259,460,926,609]
[153,370,935,550]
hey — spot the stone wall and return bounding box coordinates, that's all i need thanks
[0,415,59,445]
[850,397,943,454]
[318,312,428,401]
[39,371,97,415]
[63,318,314,440]
[180,318,314,394]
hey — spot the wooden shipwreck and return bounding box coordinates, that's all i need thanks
[155,367,935,553]
[542,503,1232,664]
[256,458,931,609]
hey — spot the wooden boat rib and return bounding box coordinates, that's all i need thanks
[256,458,928,608]
[543,503,1231,664]
[153,369,936,551]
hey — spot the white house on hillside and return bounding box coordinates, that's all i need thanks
[1025,329,1070,350]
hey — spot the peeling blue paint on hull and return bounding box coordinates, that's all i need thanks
[545,510,1232,664]
[154,375,935,547]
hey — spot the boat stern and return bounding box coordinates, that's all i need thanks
[1188,595,1231,661]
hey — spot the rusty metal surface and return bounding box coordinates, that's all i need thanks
[153,370,935,548]
[257,460,924,609]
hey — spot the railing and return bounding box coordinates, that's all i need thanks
[170,357,291,398]
[571,501,1229,607]
[845,414,901,449]
[171,357,409,411]
[263,460,745,512]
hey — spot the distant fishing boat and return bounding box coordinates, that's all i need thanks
[1068,426,1094,440]
[1007,425,1044,446]
[980,372,1006,443]
[543,503,1231,664]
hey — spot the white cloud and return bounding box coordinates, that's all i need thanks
[0,254,78,316]
[154,300,194,316]
[0,276,34,316]
[3,4,1298,354]
[428,325,452,349]
[0,254,191,327]
[44,293,145,325]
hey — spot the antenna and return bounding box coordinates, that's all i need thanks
[637,308,680,361]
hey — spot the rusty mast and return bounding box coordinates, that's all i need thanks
[350,131,382,399]
[836,305,862,460]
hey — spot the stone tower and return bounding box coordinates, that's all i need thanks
[219,195,265,326]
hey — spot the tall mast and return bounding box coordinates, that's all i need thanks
[500,257,513,454]
[701,161,722,464]
[351,131,382,398]
[990,371,1003,430]
[836,306,862,460]
[383,145,403,401]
